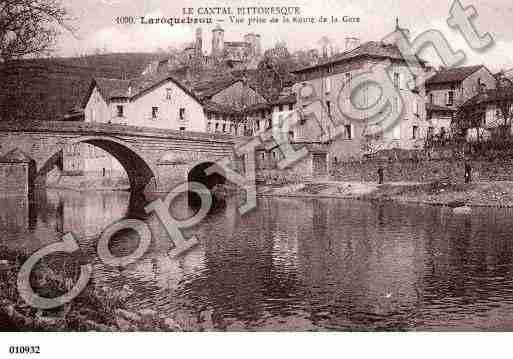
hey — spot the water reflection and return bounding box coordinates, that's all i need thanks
[3,190,513,330]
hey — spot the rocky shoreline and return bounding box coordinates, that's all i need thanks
[257,180,513,209]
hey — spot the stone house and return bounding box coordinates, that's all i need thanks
[425,65,496,137]
[291,39,429,162]
[458,86,513,141]
[192,77,268,136]
[64,72,208,177]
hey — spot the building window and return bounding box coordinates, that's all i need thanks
[428,126,434,138]
[288,131,294,141]
[429,93,434,104]
[279,105,283,111]
[412,125,418,139]
[207,122,211,132]
[179,107,186,120]
[166,88,172,100]
[345,73,351,84]
[326,100,331,116]
[179,126,186,131]
[345,124,352,139]
[394,72,400,89]
[288,104,293,110]
[222,123,226,133]
[116,105,124,117]
[152,107,159,119]
[215,123,219,132]
[447,91,454,106]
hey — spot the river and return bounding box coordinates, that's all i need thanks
[2,189,513,331]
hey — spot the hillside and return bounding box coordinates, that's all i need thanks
[0,53,168,122]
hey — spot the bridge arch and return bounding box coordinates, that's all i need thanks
[187,161,227,208]
[38,135,158,193]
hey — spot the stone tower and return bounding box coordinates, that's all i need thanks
[243,33,262,57]
[195,28,203,57]
[211,25,225,57]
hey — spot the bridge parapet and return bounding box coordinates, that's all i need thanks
[0,121,236,144]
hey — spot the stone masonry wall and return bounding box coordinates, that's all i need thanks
[333,158,513,183]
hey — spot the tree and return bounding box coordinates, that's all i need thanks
[494,70,513,138]
[254,42,297,100]
[0,0,71,62]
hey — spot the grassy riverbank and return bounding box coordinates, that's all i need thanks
[258,180,513,208]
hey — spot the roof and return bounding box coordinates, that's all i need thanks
[292,41,426,73]
[244,102,272,113]
[461,86,513,108]
[93,78,130,102]
[191,77,241,100]
[426,103,456,112]
[83,71,202,106]
[0,148,33,163]
[203,101,241,116]
[271,93,297,105]
[426,65,484,85]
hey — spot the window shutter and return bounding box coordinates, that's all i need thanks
[325,78,331,93]
[392,123,401,140]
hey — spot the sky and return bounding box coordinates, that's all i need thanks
[56,0,513,72]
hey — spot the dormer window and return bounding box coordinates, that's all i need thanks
[152,107,159,119]
[166,88,172,100]
[179,108,186,120]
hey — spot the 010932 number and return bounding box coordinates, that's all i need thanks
[9,346,40,355]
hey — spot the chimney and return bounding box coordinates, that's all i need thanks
[345,37,360,52]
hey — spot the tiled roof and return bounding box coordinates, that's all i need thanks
[203,100,241,115]
[94,77,130,100]
[292,41,426,73]
[85,71,201,105]
[426,65,484,85]
[0,148,33,163]
[191,77,240,100]
[426,103,456,112]
[271,93,297,105]
[244,102,272,113]
[461,86,513,108]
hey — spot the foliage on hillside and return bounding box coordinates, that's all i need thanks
[0,53,168,122]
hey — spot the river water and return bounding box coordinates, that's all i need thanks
[3,189,513,331]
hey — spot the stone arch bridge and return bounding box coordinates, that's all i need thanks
[0,121,237,194]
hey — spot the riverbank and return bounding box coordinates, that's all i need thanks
[258,180,513,208]
[0,246,182,331]
[46,176,130,191]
